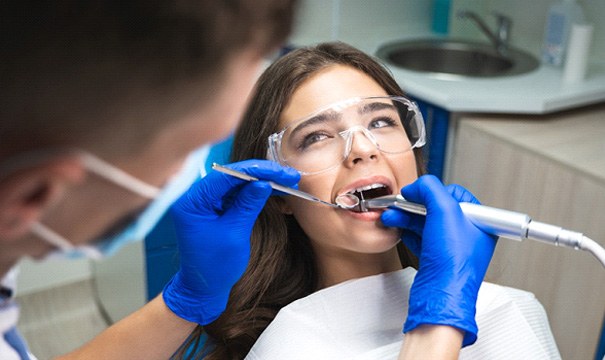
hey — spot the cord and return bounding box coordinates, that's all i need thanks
[580,236,605,269]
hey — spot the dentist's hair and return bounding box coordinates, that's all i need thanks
[176,42,424,359]
[0,0,298,158]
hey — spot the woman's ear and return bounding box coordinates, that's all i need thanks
[0,155,85,240]
[275,197,294,215]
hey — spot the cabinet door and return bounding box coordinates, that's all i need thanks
[449,116,605,360]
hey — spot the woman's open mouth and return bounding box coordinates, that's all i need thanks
[336,179,393,213]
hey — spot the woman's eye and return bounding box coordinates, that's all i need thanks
[299,132,330,149]
[369,116,398,129]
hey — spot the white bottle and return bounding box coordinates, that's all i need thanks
[541,0,585,66]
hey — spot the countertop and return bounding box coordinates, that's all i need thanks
[370,35,605,114]
[456,102,605,184]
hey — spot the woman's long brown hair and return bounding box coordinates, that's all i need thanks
[174,42,424,359]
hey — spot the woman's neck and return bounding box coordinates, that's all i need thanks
[315,247,403,289]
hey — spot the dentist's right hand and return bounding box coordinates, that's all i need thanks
[162,159,300,325]
[381,175,497,347]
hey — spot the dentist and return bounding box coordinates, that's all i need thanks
[0,1,298,359]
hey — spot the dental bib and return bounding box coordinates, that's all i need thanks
[245,268,560,360]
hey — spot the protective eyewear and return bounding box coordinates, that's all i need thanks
[267,96,426,175]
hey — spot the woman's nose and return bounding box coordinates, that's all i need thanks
[345,130,379,166]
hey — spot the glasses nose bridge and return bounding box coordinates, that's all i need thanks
[341,125,379,159]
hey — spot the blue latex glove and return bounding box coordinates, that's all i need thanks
[162,159,300,325]
[381,175,497,346]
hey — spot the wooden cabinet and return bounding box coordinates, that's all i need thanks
[447,103,605,360]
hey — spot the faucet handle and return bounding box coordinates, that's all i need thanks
[491,12,512,28]
[491,12,511,48]
[456,9,511,54]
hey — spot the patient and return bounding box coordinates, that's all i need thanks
[175,42,560,359]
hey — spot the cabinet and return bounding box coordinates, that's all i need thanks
[447,103,605,360]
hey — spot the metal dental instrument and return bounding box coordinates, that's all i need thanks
[337,193,605,268]
[212,163,605,268]
[211,163,339,209]
[336,193,428,215]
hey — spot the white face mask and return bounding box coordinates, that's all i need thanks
[30,146,210,260]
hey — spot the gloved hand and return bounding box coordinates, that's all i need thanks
[162,159,300,325]
[381,175,497,346]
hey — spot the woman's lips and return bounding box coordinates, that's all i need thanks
[341,207,384,221]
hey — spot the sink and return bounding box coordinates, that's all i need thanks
[376,38,539,78]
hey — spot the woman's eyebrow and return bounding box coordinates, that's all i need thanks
[358,102,396,114]
[289,111,341,137]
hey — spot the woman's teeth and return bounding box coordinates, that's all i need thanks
[347,183,388,194]
[346,184,390,202]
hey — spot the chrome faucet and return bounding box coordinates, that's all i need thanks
[457,10,512,55]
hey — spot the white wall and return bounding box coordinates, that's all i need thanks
[291,0,605,65]
[450,0,605,63]
[289,0,432,53]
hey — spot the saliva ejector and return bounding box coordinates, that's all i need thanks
[335,192,605,268]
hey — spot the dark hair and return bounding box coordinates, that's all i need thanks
[176,42,424,360]
[0,0,298,157]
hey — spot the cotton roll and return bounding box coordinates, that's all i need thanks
[562,23,594,84]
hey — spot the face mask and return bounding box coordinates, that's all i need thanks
[31,146,210,260]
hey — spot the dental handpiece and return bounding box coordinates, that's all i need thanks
[359,194,605,268]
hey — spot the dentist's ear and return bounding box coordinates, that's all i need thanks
[0,156,85,240]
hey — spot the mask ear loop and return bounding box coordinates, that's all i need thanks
[30,222,103,260]
[29,152,160,259]
[29,222,75,252]
[78,152,160,199]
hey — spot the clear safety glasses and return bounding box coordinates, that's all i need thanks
[267,96,426,175]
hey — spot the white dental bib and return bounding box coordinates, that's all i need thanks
[245,268,560,360]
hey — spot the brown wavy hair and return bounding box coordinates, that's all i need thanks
[174,42,424,359]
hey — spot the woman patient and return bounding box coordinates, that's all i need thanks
[175,42,559,359]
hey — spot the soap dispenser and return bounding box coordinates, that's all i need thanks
[541,0,585,66]
[432,0,451,34]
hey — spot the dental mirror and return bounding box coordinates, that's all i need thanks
[335,193,361,210]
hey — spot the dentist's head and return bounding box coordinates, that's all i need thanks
[0,0,298,274]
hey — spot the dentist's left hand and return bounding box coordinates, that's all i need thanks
[162,160,300,325]
[381,175,496,347]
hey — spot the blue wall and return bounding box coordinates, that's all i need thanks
[597,317,605,360]
[413,98,449,179]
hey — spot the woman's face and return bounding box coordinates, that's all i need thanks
[278,65,418,262]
